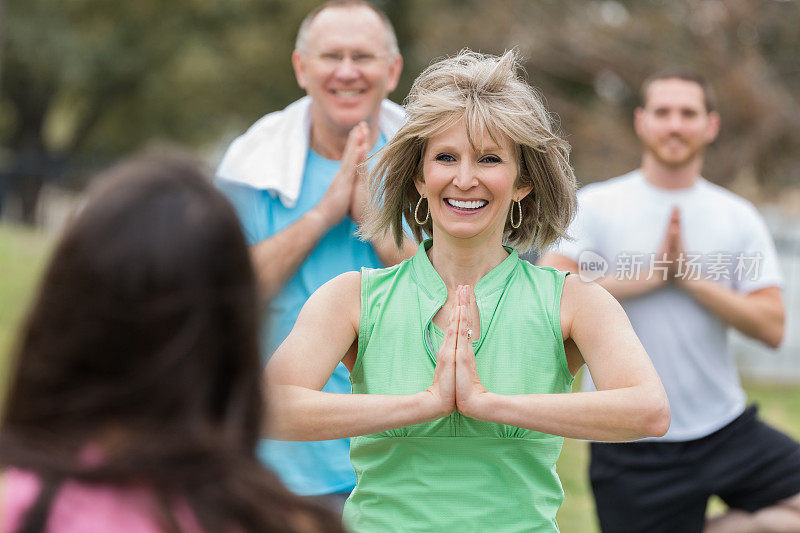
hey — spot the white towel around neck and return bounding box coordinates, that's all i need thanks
[216,96,406,208]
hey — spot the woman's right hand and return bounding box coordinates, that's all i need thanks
[424,289,459,419]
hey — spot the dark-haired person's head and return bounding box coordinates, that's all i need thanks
[0,153,342,532]
[5,153,260,452]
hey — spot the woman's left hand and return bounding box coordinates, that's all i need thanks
[455,285,488,418]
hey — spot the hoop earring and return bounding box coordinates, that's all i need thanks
[414,195,429,225]
[509,199,522,229]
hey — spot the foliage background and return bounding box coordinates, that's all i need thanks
[2,0,800,222]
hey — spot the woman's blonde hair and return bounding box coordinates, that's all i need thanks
[360,49,577,253]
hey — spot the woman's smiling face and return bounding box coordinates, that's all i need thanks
[416,117,531,244]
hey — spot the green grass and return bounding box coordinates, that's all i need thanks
[0,224,53,401]
[556,378,800,531]
[1,223,799,530]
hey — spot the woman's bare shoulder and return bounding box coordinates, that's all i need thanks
[300,271,362,329]
[317,271,362,300]
[560,275,623,338]
[561,274,616,307]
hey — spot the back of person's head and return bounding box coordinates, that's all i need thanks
[4,153,260,453]
[360,49,577,252]
[0,153,342,533]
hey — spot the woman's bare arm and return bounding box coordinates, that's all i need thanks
[458,276,670,441]
[265,271,453,441]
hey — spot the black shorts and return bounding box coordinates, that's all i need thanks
[589,405,800,533]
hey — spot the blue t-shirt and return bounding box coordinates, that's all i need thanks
[217,135,387,496]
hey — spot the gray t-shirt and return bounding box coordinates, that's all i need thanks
[553,170,783,441]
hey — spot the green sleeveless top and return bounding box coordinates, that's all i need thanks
[343,240,573,532]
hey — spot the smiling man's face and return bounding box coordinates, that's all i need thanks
[292,5,402,139]
[635,78,719,168]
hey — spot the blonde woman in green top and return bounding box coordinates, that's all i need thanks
[267,50,670,531]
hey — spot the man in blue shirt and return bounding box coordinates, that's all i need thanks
[216,0,415,510]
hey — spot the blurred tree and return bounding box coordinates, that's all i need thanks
[0,0,319,222]
[0,0,4,87]
[1,0,797,224]
[400,0,800,192]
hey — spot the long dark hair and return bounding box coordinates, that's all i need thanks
[0,153,342,533]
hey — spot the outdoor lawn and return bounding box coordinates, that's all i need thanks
[0,224,53,400]
[1,223,798,531]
